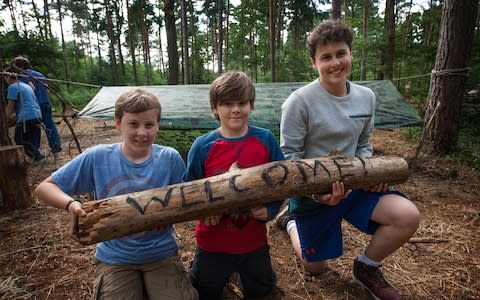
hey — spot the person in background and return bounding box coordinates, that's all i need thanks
[35,89,198,300]
[275,19,420,300]
[185,71,284,300]
[4,67,46,165]
[11,56,63,160]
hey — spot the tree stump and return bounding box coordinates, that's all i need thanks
[0,145,34,210]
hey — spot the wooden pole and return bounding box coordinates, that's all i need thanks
[78,155,409,245]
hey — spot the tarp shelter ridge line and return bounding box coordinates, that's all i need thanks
[79,81,422,130]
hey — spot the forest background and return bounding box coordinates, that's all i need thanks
[0,0,479,164]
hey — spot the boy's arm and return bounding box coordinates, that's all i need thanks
[280,94,307,160]
[35,176,85,216]
[35,176,85,241]
[6,101,15,118]
[355,117,374,157]
[355,93,375,157]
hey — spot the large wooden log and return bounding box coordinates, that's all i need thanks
[78,155,409,245]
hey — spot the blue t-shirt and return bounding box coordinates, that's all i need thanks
[21,69,50,105]
[7,81,42,122]
[52,143,186,265]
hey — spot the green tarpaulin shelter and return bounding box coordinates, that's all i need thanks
[79,81,422,130]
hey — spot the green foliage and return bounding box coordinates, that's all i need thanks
[156,129,210,160]
[52,87,100,110]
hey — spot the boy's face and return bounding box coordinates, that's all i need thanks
[213,99,252,137]
[311,41,352,91]
[115,108,160,157]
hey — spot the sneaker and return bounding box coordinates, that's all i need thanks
[32,156,47,166]
[274,205,293,231]
[352,259,402,300]
[53,152,63,160]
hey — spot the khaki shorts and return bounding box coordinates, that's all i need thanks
[93,255,198,300]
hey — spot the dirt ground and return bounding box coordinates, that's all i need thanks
[1,117,479,300]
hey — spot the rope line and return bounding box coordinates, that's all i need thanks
[2,67,471,87]
[0,71,102,88]
[392,73,431,81]
[431,67,470,77]
[392,67,470,81]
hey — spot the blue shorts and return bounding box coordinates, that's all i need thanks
[292,189,406,262]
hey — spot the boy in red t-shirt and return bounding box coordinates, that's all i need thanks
[185,71,284,300]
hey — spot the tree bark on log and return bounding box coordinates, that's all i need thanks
[78,155,409,245]
[0,145,34,210]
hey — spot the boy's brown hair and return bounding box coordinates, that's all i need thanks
[114,89,162,121]
[306,19,353,59]
[11,56,32,70]
[209,71,255,120]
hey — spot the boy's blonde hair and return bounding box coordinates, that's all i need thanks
[307,19,353,59]
[209,71,255,120]
[114,89,162,121]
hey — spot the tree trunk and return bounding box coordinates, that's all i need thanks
[105,0,119,85]
[57,0,71,88]
[269,0,276,82]
[113,0,125,83]
[0,146,34,210]
[181,0,191,84]
[165,0,179,84]
[332,0,341,20]
[217,0,224,75]
[126,0,139,85]
[77,155,409,245]
[140,5,152,85]
[360,2,368,80]
[420,0,479,154]
[384,0,395,80]
[0,60,11,146]
[44,0,53,39]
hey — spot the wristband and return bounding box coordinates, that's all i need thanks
[65,199,81,211]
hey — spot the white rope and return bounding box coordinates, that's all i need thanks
[431,67,470,77]
[0,71,102,88]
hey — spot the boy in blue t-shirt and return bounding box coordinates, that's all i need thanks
[11,56,63,160]
[185,71,284,300]
[35,89,198,300]
[4,68,45,164]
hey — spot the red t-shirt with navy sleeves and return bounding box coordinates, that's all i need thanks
[185,126,284,254]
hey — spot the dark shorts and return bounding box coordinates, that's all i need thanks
[293,189,406,262]
[189,244,276,300]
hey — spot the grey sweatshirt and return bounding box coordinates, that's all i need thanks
[280,79,375,160]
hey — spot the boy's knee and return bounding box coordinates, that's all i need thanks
[302,260,329,275]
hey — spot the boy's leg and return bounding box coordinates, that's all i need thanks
[286,223,329,274]
[93,260,143,300]
[142,254,198,300]
[365,193,420,262]
[236,244,276,297]
[40,103,62,153]
[189,247,234,300]
[346,190,419,300]
[14,121,44,160]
